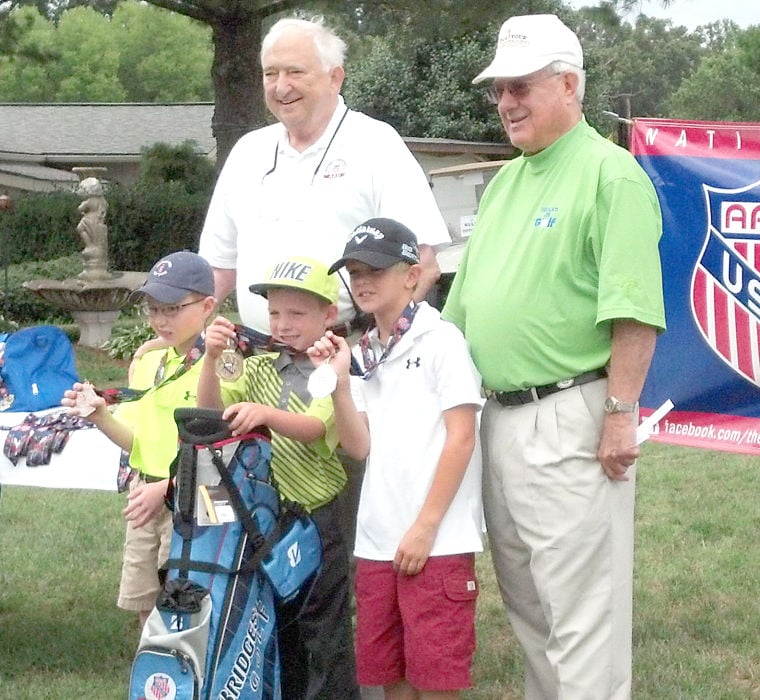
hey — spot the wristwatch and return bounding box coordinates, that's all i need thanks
[603,396,638,414]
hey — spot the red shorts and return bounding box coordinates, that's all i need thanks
[354,554,478,691]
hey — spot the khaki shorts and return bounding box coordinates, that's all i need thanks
[117,476,173,612]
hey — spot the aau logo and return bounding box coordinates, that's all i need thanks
[691,179,760,386]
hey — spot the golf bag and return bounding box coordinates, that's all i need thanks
[129,409,283,700]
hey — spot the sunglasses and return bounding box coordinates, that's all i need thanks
[485,70,561,105]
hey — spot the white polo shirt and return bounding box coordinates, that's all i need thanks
[199,97,451,331]
[349,302,484,561]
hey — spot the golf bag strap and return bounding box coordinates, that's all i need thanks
[163,441,295,578]
[209,446,285,574]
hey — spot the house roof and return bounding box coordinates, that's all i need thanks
[0,102,511,161]
[0,161,79,183]
[0,103,216,161]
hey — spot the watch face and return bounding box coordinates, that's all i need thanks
[604,397,616,413]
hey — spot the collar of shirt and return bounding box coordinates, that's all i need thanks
[276,95,347,162]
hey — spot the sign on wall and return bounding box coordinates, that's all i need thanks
[633,118,760,453]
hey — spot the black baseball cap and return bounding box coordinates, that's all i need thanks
[131,251,215,304]
[328,218,420,274]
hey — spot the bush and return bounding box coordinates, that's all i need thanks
[0,255,81,324]
[106,182,210,271]
[0,191,80,265]
[102,320,155,360]
[1,143,216,325]
[139,141,216,196]
[2,181,211,271]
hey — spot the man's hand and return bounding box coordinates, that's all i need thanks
[597,412,639,481]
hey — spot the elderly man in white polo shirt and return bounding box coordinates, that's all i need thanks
[199,16,449,334]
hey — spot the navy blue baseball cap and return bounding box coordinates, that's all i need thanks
[131,251,215,304]
[328,218,420,274]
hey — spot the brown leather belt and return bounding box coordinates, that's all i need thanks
[136,472,164,483]
[485,368,607,406]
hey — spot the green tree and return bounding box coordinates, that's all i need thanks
[55,6,127,101]
[667,26,760,121]
[577,12,705,124]
[113,1,212,102]
[0,2,211,102]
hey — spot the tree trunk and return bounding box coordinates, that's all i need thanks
[210,17,265,170]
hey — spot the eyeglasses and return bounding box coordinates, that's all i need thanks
[485,70,561,105]
[140,298,206,318]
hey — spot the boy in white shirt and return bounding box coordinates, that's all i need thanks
[308,218,483,700]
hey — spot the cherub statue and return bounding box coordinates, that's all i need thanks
[76,177,110,280]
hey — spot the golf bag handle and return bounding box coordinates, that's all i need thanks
[174,408,233,445]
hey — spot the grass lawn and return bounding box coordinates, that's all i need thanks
[1,346,760,698]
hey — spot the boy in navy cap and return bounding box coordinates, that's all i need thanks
[63,251,242,633]
[310,218,484,699]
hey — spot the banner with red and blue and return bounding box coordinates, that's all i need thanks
[633,118,760,453]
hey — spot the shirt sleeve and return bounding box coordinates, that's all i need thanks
[431,323,484,411]
[113,350,163,429]
[198,141,243,270]
[305,395,340,454]
[593,175,666,330]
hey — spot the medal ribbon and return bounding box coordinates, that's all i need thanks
[95,325,291,405]
[96,335,206,405]
[355,303,418,380]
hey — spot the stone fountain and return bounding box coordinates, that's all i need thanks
[23,168,147,347]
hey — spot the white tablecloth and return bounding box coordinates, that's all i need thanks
[0,408,120,491]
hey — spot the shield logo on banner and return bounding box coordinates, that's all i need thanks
[691,179,760,386]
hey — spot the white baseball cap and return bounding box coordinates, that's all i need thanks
[473,14,583,84]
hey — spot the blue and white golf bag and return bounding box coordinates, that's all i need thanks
[129,408,282,700]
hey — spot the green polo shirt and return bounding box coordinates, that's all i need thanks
[443,119,666,391]
[115,347,241,478]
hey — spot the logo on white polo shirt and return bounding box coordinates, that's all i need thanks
[322,159,347,179]
[406,357,421,369]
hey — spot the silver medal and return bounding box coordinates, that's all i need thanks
[216,347,244,382]
[308,361,338,399]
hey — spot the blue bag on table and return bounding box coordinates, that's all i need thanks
[0,325,79,412]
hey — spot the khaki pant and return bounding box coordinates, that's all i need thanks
[481,379,635,700]
[117,475,173,612]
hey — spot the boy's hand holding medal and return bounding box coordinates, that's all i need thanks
[61,381,104,418]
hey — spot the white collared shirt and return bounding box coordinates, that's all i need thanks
[199,97,450,331]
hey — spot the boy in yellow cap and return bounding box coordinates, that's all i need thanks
[197,256,359,700]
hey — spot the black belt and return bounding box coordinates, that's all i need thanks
[486,368,607,407]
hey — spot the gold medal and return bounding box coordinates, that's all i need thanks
[216,336,244,382]
[216,346,244,381]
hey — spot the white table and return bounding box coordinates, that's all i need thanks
[0,408,120,491]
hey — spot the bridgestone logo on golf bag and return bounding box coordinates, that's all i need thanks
[129,409,282,700]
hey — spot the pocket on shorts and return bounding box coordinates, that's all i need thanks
[443,572,479,603]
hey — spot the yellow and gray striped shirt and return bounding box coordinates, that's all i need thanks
[224,351,346,511]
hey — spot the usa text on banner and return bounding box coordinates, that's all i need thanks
[632,118,760,454]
